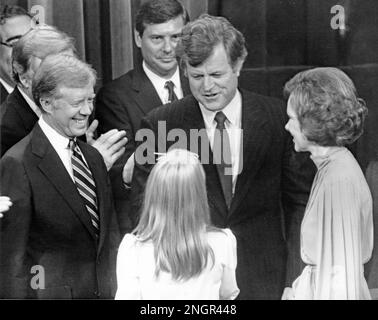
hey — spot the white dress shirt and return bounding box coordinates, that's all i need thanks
[198,90,243,194]
[39,117,88,181]
[143,61,183,104]
[18,86,42,118]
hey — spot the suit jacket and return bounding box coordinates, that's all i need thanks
[131,90,315,299]
[0,87,38,157]
[0,124,120,299]
[95,65,190,233]
[0,81,9,105]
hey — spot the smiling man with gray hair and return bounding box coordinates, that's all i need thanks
[0,54,120,299]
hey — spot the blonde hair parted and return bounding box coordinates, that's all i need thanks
[134,148,216,281]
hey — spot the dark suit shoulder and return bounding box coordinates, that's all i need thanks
[1,133,32,161]
[97,69,136,94]
[146,94,196,122]
[241,88,287,123]
[241,88,285,110]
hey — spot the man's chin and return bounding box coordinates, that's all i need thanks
[156,62,177,73]
[71,127,87,138]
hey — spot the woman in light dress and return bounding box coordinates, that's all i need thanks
[115,149,239,300]
[283,67,373,300]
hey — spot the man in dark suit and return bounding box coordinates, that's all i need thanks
[0,5,32,104]
[1,25,76,156]
[95,0,190,234]
[1,25,127,173]
[131,14,315,299]
[0,54,120,299]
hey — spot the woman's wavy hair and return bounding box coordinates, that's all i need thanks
[284,67,367,146]
[134,148,218,281]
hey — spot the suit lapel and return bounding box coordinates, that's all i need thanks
[0,82,9,104]
[180,71,191,96]
[32,125,97,242]
[132,66,163,115]
[229,90,270,215]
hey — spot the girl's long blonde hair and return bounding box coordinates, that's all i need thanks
[134,148,215,281]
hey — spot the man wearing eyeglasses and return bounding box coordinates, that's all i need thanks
[0,5,32,104]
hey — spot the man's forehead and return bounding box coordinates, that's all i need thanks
[143,16,184,35]
[0,15,32,40]
[57,84,95,97]
[187,42,234,70]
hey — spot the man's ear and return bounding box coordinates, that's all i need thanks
[134,29,142,48]
[39,97,53,114]
[18,72,32,90]
[233,58,245,77]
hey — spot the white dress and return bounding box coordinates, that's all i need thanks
[115,228,239,300]
[291,147,373,299]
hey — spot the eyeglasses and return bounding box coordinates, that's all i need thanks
[0,35,22,48]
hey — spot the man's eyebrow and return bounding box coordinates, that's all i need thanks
[5,35,22,42]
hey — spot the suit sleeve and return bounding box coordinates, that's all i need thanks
[280,119,316,287]
[0,155,35,298]
[94,85,136,200]
[0,107,23,157]
[129,114,160,229]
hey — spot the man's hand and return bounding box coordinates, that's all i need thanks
[0,196,12,218]
[86,120,128,171]
[281,287,294,300]
[122,153,135,187]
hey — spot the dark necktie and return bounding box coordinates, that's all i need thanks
[164,80,178,103]
[213,111,233,209]
[69,139,100,238]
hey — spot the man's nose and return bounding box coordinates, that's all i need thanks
[162,38,173,53]
[80,101,92,115]
[203,76,214,91]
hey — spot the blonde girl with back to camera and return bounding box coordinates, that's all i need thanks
[115,148,240,300]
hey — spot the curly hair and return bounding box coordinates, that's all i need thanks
[284,67,367,147]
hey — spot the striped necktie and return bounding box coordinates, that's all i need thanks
[69,139,100,238]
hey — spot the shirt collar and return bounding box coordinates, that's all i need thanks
[142,60,181,92]
[199,89,242,128]
[38,116,71,150]
[0,77,14,94]
[18,85,42,117]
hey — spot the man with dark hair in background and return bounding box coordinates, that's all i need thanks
[95,0,191,235]
[0,5,32,104]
